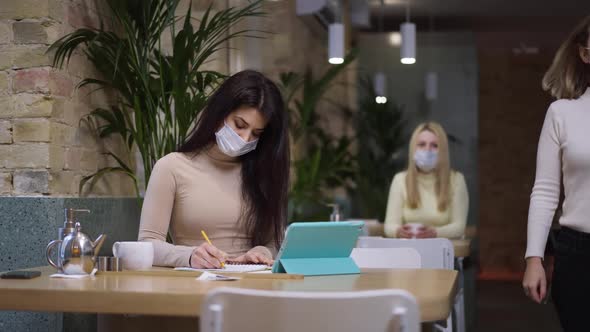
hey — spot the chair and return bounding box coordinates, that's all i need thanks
[356,237,458,332]
[351,247,421,269]
[357,237,454,269]
[201,287,420,332]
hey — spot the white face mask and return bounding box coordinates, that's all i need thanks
[215,122,258,157]
[414,150,438,172]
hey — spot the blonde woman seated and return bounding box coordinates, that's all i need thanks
[384,122,469,239]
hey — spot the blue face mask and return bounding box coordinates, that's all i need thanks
[414,150,438,172]
[215,122,258,157]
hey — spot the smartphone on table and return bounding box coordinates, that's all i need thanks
[0,270,42,279]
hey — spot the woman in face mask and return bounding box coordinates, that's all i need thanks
[138,70,289,268]
[383,122,469,239]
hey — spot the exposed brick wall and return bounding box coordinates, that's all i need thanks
[0,0,136,196]
[0,0,357,197]
[477,31,559,276]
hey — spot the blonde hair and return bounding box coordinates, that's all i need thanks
[543,15,590,99]
[406,122,451,211]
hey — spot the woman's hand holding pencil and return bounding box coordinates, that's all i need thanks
[188,230,227,269]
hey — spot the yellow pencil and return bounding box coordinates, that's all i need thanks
[201,230,225,268]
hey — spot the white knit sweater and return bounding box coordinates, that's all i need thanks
[526,87,590,258]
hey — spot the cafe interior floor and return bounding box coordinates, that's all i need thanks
[476,280,561,332]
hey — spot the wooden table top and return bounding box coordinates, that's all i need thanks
[0,266,457,322]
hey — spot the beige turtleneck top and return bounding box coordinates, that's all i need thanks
[384,171,469,239]
[138,146,274,267]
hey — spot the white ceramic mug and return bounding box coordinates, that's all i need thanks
[406,223,424,238]
[112,241,154,271]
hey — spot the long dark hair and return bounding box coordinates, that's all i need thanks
[178,70,289,251]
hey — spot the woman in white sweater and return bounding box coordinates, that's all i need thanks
[522,16,590,331]
[384,122,469,239]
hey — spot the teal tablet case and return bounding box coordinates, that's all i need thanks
[271,221,365,276]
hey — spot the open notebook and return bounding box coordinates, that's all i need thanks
[174,262,270,273]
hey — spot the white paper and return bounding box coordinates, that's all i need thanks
[50,274,90,279]
[174,264,270,273]
[196,271,240,281]
[50,268,97,279]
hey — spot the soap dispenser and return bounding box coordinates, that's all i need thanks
[58,208,90,240]
[327,203,341,222]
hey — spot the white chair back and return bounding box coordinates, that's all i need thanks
[201,287,420,332]
[357,237,455,269]
[351,247,421,269]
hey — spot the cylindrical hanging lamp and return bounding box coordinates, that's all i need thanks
[400,22,416,64]
[400,0,416,64]
[328,23,344,64]
[374,72,387,104]
[425,71,438,101]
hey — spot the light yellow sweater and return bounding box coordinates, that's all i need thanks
[384,171,469,239]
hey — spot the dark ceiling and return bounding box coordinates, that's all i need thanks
[365,0,590,31]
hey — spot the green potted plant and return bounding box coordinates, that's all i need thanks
[351,76,407,222]
[278,51,358,221]
[49,0,266,195]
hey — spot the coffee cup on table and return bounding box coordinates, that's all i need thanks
[112,241,153,271]
[406,223,424,238]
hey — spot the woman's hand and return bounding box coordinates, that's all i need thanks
[415,226,437,238]
[396,225,415,238]
[231,247,273,266]
[190,243,227,269]
[523,257,547,303]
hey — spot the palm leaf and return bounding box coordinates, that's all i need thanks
[351,75,408,220]
[79,166,138,197]
[50,0,267,196]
